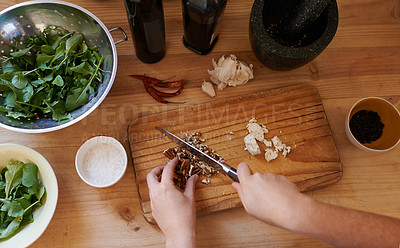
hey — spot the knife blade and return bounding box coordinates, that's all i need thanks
[156,127,239,182]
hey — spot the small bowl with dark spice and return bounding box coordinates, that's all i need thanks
[345,97,400,152]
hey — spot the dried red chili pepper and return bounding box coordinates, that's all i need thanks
[151,88,182,98]
[154,80,185,88]
[130,75,185,104]
[147,86,171,103]
[152,80,185,97]
[140,80,169,103]
[131,74,184,88]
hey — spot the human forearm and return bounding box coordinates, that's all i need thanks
[287,196,400,248]
[232,163,400,248]
[165,229,196,248]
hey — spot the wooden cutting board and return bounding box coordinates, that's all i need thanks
[128,84,342,223]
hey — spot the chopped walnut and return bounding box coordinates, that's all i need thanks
[162,132,223,190]
[202,178,210,184]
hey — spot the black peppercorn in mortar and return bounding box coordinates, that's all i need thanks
[349,110,384,144]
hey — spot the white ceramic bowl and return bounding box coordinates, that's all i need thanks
[75,136,127,188]
[0,143,58,248]
[345,97,400,152]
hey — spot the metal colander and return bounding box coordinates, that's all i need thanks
[0,0,127,133]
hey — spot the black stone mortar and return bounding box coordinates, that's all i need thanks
[249,0,338,70]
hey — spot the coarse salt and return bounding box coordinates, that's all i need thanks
[81,143,125,186]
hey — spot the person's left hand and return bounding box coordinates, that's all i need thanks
[147,157,198,248]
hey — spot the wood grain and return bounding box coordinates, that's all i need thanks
[129,84,342,223]
[0,0,398,247]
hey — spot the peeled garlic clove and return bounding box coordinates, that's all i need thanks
[201,81,216,97]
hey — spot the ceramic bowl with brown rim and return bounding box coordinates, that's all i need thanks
[345,97,400,152]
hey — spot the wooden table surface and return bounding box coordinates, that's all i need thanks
[1,0,400,247]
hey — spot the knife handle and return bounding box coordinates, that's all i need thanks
[226,166,239,182]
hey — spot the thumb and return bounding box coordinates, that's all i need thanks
[237,162,252,182]
[184,174,199,197]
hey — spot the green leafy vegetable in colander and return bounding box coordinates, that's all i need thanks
[0,160,46,240]
[0,26,104,122]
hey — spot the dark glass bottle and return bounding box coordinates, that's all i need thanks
[124,0,166,63]
[181,0,227,55]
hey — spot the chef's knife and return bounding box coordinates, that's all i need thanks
[156,127,239,182]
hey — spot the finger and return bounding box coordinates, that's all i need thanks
[184,174,199,197]
[147,164,166,189]
[236,162,253,182]
[232,182,243,198]
[232,182,245,207]
[161,157,179,184]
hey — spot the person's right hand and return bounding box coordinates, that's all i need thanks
[232,162,306,228]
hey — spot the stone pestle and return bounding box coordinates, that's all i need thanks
[277,0,332,42]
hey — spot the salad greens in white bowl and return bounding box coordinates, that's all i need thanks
[0,143,58,248]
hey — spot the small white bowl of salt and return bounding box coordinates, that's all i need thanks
[75,136,127,188]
